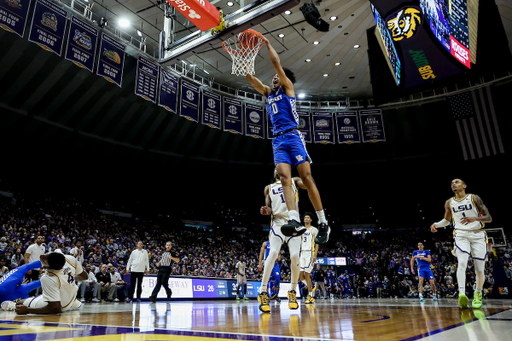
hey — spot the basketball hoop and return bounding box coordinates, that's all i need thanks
[222,29,264,76]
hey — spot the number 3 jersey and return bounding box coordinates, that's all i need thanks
[451,194,484,231]
[269,179,298,220]
[41,255,83,310]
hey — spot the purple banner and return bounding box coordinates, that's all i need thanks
[158,69,179,114]
[202,89,221,130]
[64,15,98,72]
[298,111,312,143]
[312,112,335,144]
[192,279,217,298]
[336,111,361,144]
[135,54,159,103]
[359,109,386,143]
[0,0,32,38]
[245,102,265,139]
[180,80,200,122]
[28,0,67,56]
[97,33,126,87]
[223,97,243,135]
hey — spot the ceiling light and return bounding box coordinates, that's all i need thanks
[118,18,130,28]
[203,70,210,74]
[354,44,360,49]
[313,41,320,45]
[227,1,234,6]
[284,10,292,15]
[334,62,341,66]
[278,33,285,38]
[137,30,143,37]
[298,93,306,99]
[330,16,337,21]
[305,58,311,62]
[323,74,329,77]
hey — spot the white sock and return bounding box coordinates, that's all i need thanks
[316,210,327,224]
[289,210,300,222]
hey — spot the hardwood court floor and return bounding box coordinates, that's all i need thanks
[1,298,511,340]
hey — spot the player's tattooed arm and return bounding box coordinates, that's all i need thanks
[472,195,492,223]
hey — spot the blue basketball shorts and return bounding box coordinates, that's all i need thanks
[272,130,312,167]
[418,268,435,281]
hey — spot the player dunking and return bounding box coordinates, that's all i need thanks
[431,179,492,309]
[410,242,438,302]
[299,212,319,304]
[246,36,330,243]
[258,169,306,313]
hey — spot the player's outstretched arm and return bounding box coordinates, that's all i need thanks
[292,177,306,190]
[246,74,271,97]
[430,199,452,233]
[262,38,294,97]
[16,301,61,315]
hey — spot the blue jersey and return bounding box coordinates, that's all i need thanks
[413,249,431,269]
[267,87,298,135]
[0,261,42,302]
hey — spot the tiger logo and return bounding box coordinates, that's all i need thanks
[387,7,422,41]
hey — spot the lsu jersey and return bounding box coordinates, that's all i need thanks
[451,194,484,231]
[269,179,298,219]
[300,226,318,252]
[41,255,83,310]
[267,87,298,135]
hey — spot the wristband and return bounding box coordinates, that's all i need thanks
[435,218,450,227]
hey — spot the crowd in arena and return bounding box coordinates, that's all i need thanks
[1,186,511,302]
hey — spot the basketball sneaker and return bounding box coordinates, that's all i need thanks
[281,220,307,237]
[419,296,425,302]
[305,295,315,305]
[1,301,16,311]
[257,292,271,313]
[243,296,249,301]
[458,293,469,309]
[287,290,299,310]
[472,292,483,309]
[316,222,331,244]
[236,296,240,301]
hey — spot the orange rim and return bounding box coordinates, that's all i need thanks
[222,29,264,54]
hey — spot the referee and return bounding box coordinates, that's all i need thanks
[149,242,180,303]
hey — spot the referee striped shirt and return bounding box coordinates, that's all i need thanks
[160,252,172,267]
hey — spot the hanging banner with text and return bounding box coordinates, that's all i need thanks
[135,54,159,103]
[97,33,126,87]
[28,0,68,56]
[223,97,243,135]
[245,103,265,139]
[180,80,200,122]
[158,69,179,114]
[201,89,221,130]
[64,15,98,72]
[298,111,312,143]
[359,109,386,143]
[266,111,274,140]
[0,0,32,38]
[336,111,361,144]
[312,112,335,144]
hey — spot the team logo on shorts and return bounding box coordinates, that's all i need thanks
[295,155,303,162]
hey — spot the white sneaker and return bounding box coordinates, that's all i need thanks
[91,298,100,303]
[80,298,85,303]
[114,298,120,302]
[72,299,82,309]
[1,301,16,311]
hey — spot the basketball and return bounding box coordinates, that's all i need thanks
[238,29,261,50]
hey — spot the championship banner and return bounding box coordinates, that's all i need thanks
[0,0,32,38]
[336,111,361,144]
[135,54,159,103]
[297,111,312,143]
[158,69,179,114]
[28,0,67,56]
[312,112,335,144]
[223,97,243,135]
[97,33,126,87]
[180,80,200,122]
[245,103,265,139]
[201,89,221,130]
[359,109,386,143]
[64,15,98,72]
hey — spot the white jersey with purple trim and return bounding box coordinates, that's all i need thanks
[40,255,83,310]
[269,179,298,220]
[451,194,484,231]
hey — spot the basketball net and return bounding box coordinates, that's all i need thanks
[222,30,263,76]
